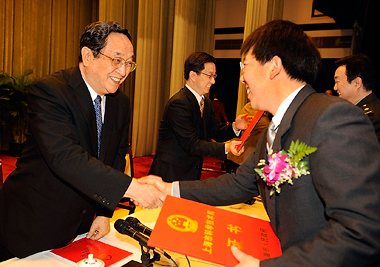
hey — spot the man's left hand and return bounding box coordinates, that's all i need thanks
[86,216,110,240]
[234,114,252,130]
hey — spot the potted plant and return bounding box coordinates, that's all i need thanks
[0,69,36,156]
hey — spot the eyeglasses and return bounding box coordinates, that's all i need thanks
[200,72,217,80]
[95,50,137,72]
[240,62,245,71]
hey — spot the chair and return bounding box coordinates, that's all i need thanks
[124,144,134,178]
[117,144,136,214]
[0,159,3,190]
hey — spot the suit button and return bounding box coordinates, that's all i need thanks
[82,209,86,214]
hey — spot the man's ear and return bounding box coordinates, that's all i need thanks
[189,70,197,81]
[352,76,363,90]
[269,56,283,80]
[81,47,94,66]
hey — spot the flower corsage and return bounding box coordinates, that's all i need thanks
[254,140,317,196]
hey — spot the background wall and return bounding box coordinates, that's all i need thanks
[0,0,98,150]
[1,0,378,153]
[0,0,98,78]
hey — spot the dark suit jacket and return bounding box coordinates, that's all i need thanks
[149,87,237,182]
[179,85,380,266]
[356,92,380,143]
[0,67,132,258]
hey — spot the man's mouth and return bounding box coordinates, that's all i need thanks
[110,76,121,83]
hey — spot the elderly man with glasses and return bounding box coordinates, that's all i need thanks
[0,21,164,261]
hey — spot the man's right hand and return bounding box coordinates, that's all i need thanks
[123,177,166,209]
[226,140,244,156]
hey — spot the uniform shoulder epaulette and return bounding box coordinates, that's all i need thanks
[361,104,375,115]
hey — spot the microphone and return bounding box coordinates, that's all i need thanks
[115,219,172,260]
[115,219,149,247]
[125,217,152,236]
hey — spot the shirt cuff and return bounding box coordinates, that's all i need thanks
[232,122,241,136]
[172,181,181,197]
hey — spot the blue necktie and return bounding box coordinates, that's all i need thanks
[94,95,102,158]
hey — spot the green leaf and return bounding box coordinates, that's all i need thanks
[288,140,317,164]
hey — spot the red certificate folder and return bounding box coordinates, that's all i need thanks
[148,196,281,267]
[236,110,265,152]
[51,237,132,266]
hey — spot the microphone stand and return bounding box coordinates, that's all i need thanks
[139,242,160,267]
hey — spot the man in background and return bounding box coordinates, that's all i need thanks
[325,89,333,96]
[140,20,380,266]
[0,21,164,261]
[334,53,380,143]
[211,93,229,125]
[149,52,249,182]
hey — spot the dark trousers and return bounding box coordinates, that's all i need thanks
[0,241,14,262]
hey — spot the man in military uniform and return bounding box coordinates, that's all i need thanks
[334,54,380,143]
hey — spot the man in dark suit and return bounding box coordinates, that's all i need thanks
[0,21,164,261]
[149,52,248,182]
[334,54,380,143]
[139,20,380,266]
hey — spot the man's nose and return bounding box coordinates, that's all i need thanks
[116,65,127,77]
[240,75,245,84]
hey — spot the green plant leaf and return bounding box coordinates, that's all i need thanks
[288,140,317,164]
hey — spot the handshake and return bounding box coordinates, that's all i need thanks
[123,176,171,210]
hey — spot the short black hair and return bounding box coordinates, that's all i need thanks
[335,54,376,92]
[241,20,321,85]
[79,21,132,62]
[184,52,216,80]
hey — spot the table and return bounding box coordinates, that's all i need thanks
[0,200,268,267]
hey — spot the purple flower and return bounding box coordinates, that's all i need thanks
[262,151,291,186]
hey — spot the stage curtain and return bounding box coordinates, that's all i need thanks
[98,0,139,150]
[235,0,284,116]
[132,0,216,157]
[0,0,97,150]
[169,0,215,97]
[0,0,97,78]
[131,0,175,157]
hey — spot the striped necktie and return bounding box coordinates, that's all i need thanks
[94,95,102,158]
[200,98,205,118]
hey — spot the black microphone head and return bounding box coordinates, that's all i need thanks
[125,217,152,236]
[125,217,140,228]
[114,219,130,235]
[115,219,124,229]
[114,219,149,247]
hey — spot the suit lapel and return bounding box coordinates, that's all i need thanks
[255,130,277,228]
[257,85,316,234]
[184,87,203,122]
[273,85,316,151]
[184,87,204,138]
[68,67,98,157]
[100,93,118,160]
